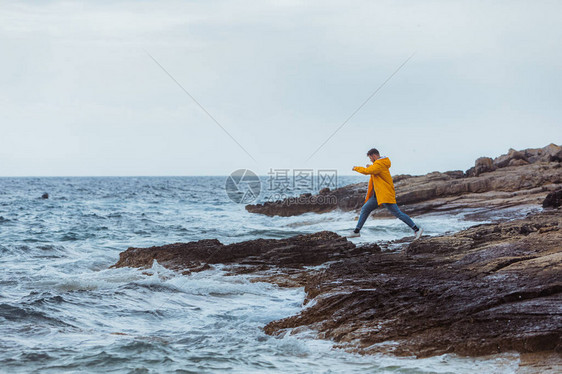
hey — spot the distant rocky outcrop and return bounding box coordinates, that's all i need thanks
[246,144,562,217]
[245,184,366,217]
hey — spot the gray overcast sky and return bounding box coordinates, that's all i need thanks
[1,0,561,177]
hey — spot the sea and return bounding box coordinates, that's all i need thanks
[0,176,522,373]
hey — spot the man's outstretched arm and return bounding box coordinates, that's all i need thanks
[352,163,384,175]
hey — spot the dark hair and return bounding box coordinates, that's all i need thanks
[367,148,379,156]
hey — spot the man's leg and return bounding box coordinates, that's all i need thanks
[355,197,378,232]
[382,203,420,232]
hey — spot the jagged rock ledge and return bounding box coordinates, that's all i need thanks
[111,231,379,276]
[245,143,562,217]
[111,208,561,360]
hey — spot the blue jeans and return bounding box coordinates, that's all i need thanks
[355,197,417,231]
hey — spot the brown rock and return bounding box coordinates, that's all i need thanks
[443,170,465,179]
[509,158,530,167]
[111,231,365,272]
[468,157,496,177]
[393,174,413,183]
[543,189,562,208]
[494,148,528,168]
[545,143,562,162]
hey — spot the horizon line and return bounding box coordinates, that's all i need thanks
[0,174,368,178]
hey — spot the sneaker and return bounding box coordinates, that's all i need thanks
[413,228,424,241]
[347,230,360,238]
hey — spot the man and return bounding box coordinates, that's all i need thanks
[348,148,423,240]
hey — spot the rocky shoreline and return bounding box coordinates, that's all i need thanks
[112,208,561,359]
[246,144,562,218]
[111,144,561,370]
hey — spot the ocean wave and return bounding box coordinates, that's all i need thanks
[36,244,68,252]
[50,268,146,292]
[0,303,73,327]
[60,231,97,241]
[18,352,53,362]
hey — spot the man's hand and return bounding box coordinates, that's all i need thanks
[352,166,360,171]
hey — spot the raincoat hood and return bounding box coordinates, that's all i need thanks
[377,157,391,168]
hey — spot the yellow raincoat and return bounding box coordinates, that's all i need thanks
[353,157,396,205]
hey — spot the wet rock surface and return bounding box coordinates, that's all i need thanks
[111,231,377,274]
[112,210,562,360]
[262,210,561,358]
[246,144,562,217]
